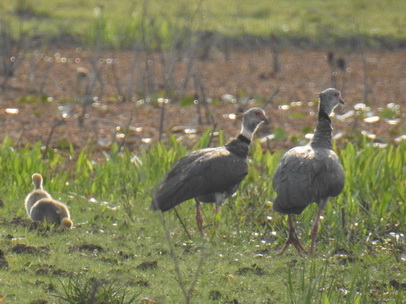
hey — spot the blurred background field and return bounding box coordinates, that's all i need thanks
[0,0,405,153]
[1,0,405,48]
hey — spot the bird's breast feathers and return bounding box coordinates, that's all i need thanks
[274,145,344,189]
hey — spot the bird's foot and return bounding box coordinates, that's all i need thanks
[278,234,308,257]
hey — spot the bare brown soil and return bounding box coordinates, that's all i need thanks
[0,48,405,157]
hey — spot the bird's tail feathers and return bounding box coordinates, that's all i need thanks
[150,199,162,211]
[273,196,306,215]
[150,180,190,211]
[272,197,285,213]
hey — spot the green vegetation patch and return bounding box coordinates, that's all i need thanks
[1,0,405,49]
[0,135,404,303]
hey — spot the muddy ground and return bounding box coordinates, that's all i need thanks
[0,48,404,158]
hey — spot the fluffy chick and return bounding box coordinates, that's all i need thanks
[30,198,73,228]
[24,173,51,216]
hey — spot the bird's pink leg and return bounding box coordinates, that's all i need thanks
[278,214,308,256]
[195,200,204,236]
[309,208,323,255]
[214,203,221,215]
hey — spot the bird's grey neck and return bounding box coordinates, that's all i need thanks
[240,118,263,141]
[310,110,333,149]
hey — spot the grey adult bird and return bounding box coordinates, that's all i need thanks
[273,88,345,255]
[151,107,268,235]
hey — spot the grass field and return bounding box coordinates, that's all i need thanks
[0,1,405,303]
[1,0,405,48]
[0,132,404,303]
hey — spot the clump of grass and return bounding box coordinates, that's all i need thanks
[53,276,140,304]
[337,141,405,234]
[286,258,404,304]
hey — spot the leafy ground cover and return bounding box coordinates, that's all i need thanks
[0,134,404,303]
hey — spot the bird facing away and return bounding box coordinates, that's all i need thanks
[24,173,52,217]
[151,107,268,235]
[30,198,73,228]
[24,173,73,228]
[272,88,345,255]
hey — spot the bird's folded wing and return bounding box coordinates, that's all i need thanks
[152,149,247,210]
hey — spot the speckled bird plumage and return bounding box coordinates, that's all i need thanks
[272,145,345,214]
[273,88,345,213]
[272,88,345,255]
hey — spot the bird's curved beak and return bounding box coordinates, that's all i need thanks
[338,96,345,104]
